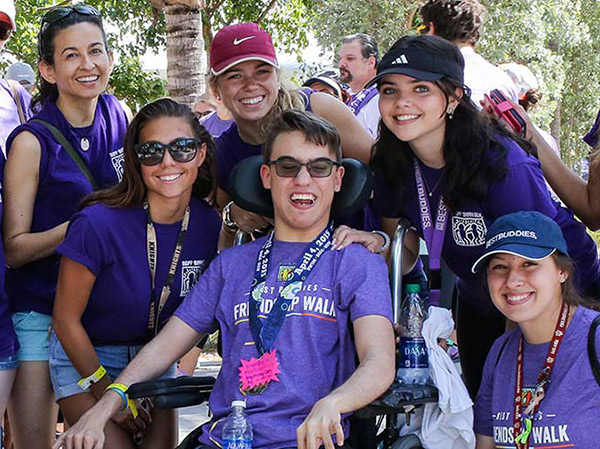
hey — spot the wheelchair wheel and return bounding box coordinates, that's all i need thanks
[175,425,204,449]
[391,433,423,449]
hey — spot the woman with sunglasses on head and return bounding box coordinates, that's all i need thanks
[472,211,600,449]
[2,5,130,448]
[208,23,374,238]
[50,98,219,448]
[336,34,600,399]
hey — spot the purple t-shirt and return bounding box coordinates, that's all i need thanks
[373,137,600,310]
[5,94,128,315]
[56,198,220,345]
[174,238,393,449]
[199,111,234,138]
[0,190,18,359]
[474,306,600,447]
[0,79,32,156]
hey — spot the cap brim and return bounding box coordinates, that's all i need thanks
[303,77,341,96]
[471,246,556,274]
[365,68,445,89]
[211,55,279,76]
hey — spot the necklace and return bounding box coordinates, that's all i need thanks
[421,173,443,197]
[80,137,90,152]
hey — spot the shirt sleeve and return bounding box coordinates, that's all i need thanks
[174,253,224,334]
[337,246,393,323]
[56,208,106,276]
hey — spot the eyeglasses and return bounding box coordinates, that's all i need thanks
[41,4,100,27]
[0,21,12,41]
[268,156,341,178]
[134,138,202,166]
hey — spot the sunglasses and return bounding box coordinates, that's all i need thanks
[0,21,11,41]
[268,156,341,178]
[41,4,100,27]
[135,138,202,166]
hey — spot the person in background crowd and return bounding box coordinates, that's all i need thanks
[193,92,215,119]
[419,0,519,107]
[198,89,234,139]
[335,34,600,400]
[51,98,220,448]
[303,72,345,102]
[338,33,381,137]
[6,62,35,94]
[208,22,372,240]
[3,5,129,448]
[472,211,600,449]
[0,1,29,446]
[52,110,395,449]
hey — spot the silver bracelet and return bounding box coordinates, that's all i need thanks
[371,230,390,253]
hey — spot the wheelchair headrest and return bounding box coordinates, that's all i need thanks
[228,155,373,220]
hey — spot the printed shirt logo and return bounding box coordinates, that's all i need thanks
[233,36,255,45]
[181,260,205,296]
[110,148,125,182]
[451,212,487,247]
[277,264,295,282]
[391,54,409,65]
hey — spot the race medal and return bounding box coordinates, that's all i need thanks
[239,349,281,395]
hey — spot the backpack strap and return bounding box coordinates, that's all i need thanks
[30,118,99,190]
[6,80,26,124]
[587,314,600,388]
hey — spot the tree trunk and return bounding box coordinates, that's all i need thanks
[163,2,206,108]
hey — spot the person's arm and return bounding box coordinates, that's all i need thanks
[217,186,271,238]
[310,92,374,164]
[296,314,395,449]
[3,131,69,268]
[52,316,202,449]
[475,435,495,449]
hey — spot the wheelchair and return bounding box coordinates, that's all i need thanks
[128,156,437,449]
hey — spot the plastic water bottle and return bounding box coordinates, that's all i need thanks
[222,400,253,449]
[396,284,430,385]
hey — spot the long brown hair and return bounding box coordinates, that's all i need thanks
[82,98,216,208]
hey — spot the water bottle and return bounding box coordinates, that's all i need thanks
[396,284,430,385]
[222,400,253,449]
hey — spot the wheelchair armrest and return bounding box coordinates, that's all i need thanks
[128,376,215,410]
[355,381,438,418]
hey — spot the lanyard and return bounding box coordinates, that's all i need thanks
[144,200,191,335]
[413,159,448,306]
[249,223,333,355]
[513,302,570,449]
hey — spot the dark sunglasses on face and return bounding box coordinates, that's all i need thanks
[41,4,100,27]
[0,21,12,41]
[134,138,202,166]
[269,156,341,178]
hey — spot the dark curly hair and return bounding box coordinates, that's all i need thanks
[82,98,217,208]
[371,35,536,212]
[420,0,486,46]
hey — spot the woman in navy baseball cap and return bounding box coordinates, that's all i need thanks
[473,211,600,449]
[336,34,600,400]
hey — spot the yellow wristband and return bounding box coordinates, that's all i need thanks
[105,383,138,419]
[77,365,107,390]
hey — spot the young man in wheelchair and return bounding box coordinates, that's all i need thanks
[53,110,395,449]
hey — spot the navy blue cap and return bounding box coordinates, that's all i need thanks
[583,108,600,148]
[471,211,569,273]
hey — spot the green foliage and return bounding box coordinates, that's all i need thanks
[108,56,166,113]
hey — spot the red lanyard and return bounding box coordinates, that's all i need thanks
[513,302,570,449]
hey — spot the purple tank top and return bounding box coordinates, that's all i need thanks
[5,94,128,315]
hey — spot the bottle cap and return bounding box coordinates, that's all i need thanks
[406,284,420,293]
[232,400,246,408]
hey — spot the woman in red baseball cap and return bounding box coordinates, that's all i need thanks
[207,22,373,241]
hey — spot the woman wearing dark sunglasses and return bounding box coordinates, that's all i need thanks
[50,98,219,448]
[2,5,130,448]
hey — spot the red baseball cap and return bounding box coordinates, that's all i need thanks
[210,23,279,76]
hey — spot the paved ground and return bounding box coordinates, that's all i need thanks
[178,361,221,444]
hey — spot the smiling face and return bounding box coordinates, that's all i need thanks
[260,130,344,242]
[39,22,112,103]
[213,60,280,124]
[138,116,206,205]
[378,73,459,155]
[486,253,566,330]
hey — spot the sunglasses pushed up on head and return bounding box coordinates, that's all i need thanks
[134,138,202,166]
